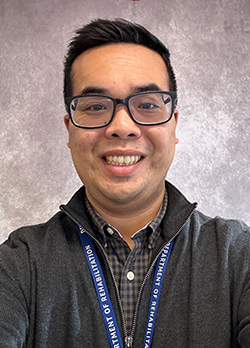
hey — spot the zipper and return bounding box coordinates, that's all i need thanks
[60,206,128,344]
[128,203,198,344]
[124,336,133,347]
[60,202,197,348]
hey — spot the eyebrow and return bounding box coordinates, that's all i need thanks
[131,83,162,94]
[78,83,163,97]
[79,86,110,95]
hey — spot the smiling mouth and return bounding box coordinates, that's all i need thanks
[104,155,142,166]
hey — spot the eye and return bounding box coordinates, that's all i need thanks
[138,102,159,110]
[76,101,108,113]
[85,104,107,111]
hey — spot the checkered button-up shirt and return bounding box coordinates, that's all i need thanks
[85,192,167,333]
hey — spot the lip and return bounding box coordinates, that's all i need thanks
[101,149,144,157]
[105,155,142,166]
[100,150,144,176]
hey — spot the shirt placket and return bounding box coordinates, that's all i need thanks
[120,233,150,333]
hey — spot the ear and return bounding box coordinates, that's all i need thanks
[64,114,70,131]
[173,109,179,145]
[173,109,178,124]
[64,115,71,149]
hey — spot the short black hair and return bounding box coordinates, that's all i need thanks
[63,18,177,104]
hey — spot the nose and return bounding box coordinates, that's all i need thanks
[105,104,142,139]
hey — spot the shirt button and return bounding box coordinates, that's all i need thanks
[127,271,135,281]
[106,227,114,235]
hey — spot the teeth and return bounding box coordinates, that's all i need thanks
[105,155,141,166]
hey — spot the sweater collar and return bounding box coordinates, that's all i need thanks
[60,181,197,242]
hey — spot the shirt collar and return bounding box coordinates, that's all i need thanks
[85,190,168,249]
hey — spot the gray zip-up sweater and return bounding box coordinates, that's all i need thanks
[1,181,250,347]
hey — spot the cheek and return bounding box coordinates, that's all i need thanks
[69,130,96,152]
[149,126,176,151]
[147,127,177,172]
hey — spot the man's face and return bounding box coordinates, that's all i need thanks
[64,43,178,213]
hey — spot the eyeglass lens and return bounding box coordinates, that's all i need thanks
[70,92,173,128]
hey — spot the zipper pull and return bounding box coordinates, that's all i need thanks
[125,336,133,348]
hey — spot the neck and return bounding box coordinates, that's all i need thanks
[86,189,165,249]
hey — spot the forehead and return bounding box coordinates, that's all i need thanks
[71,43,169,95]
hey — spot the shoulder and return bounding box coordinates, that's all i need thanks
[2,211,66,247]
[0,210,80,264]
[189,210,250,265]
[191,210,250,240]
[0,186,89,268]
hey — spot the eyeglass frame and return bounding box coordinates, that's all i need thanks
[65,90,178,129]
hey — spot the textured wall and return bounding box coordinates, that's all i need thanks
[0,0,250,243]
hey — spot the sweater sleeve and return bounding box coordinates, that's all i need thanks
[237,224,250,347]
[238,269,250,347]
[0,234,30,347]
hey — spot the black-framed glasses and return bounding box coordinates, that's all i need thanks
[65,91,177,129]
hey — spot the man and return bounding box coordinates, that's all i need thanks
[0,18,250,348]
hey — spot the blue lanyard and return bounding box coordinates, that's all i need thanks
[142,239,173,348]
[78,226,174,348]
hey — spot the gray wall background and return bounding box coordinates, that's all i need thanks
[0,0,250,243]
